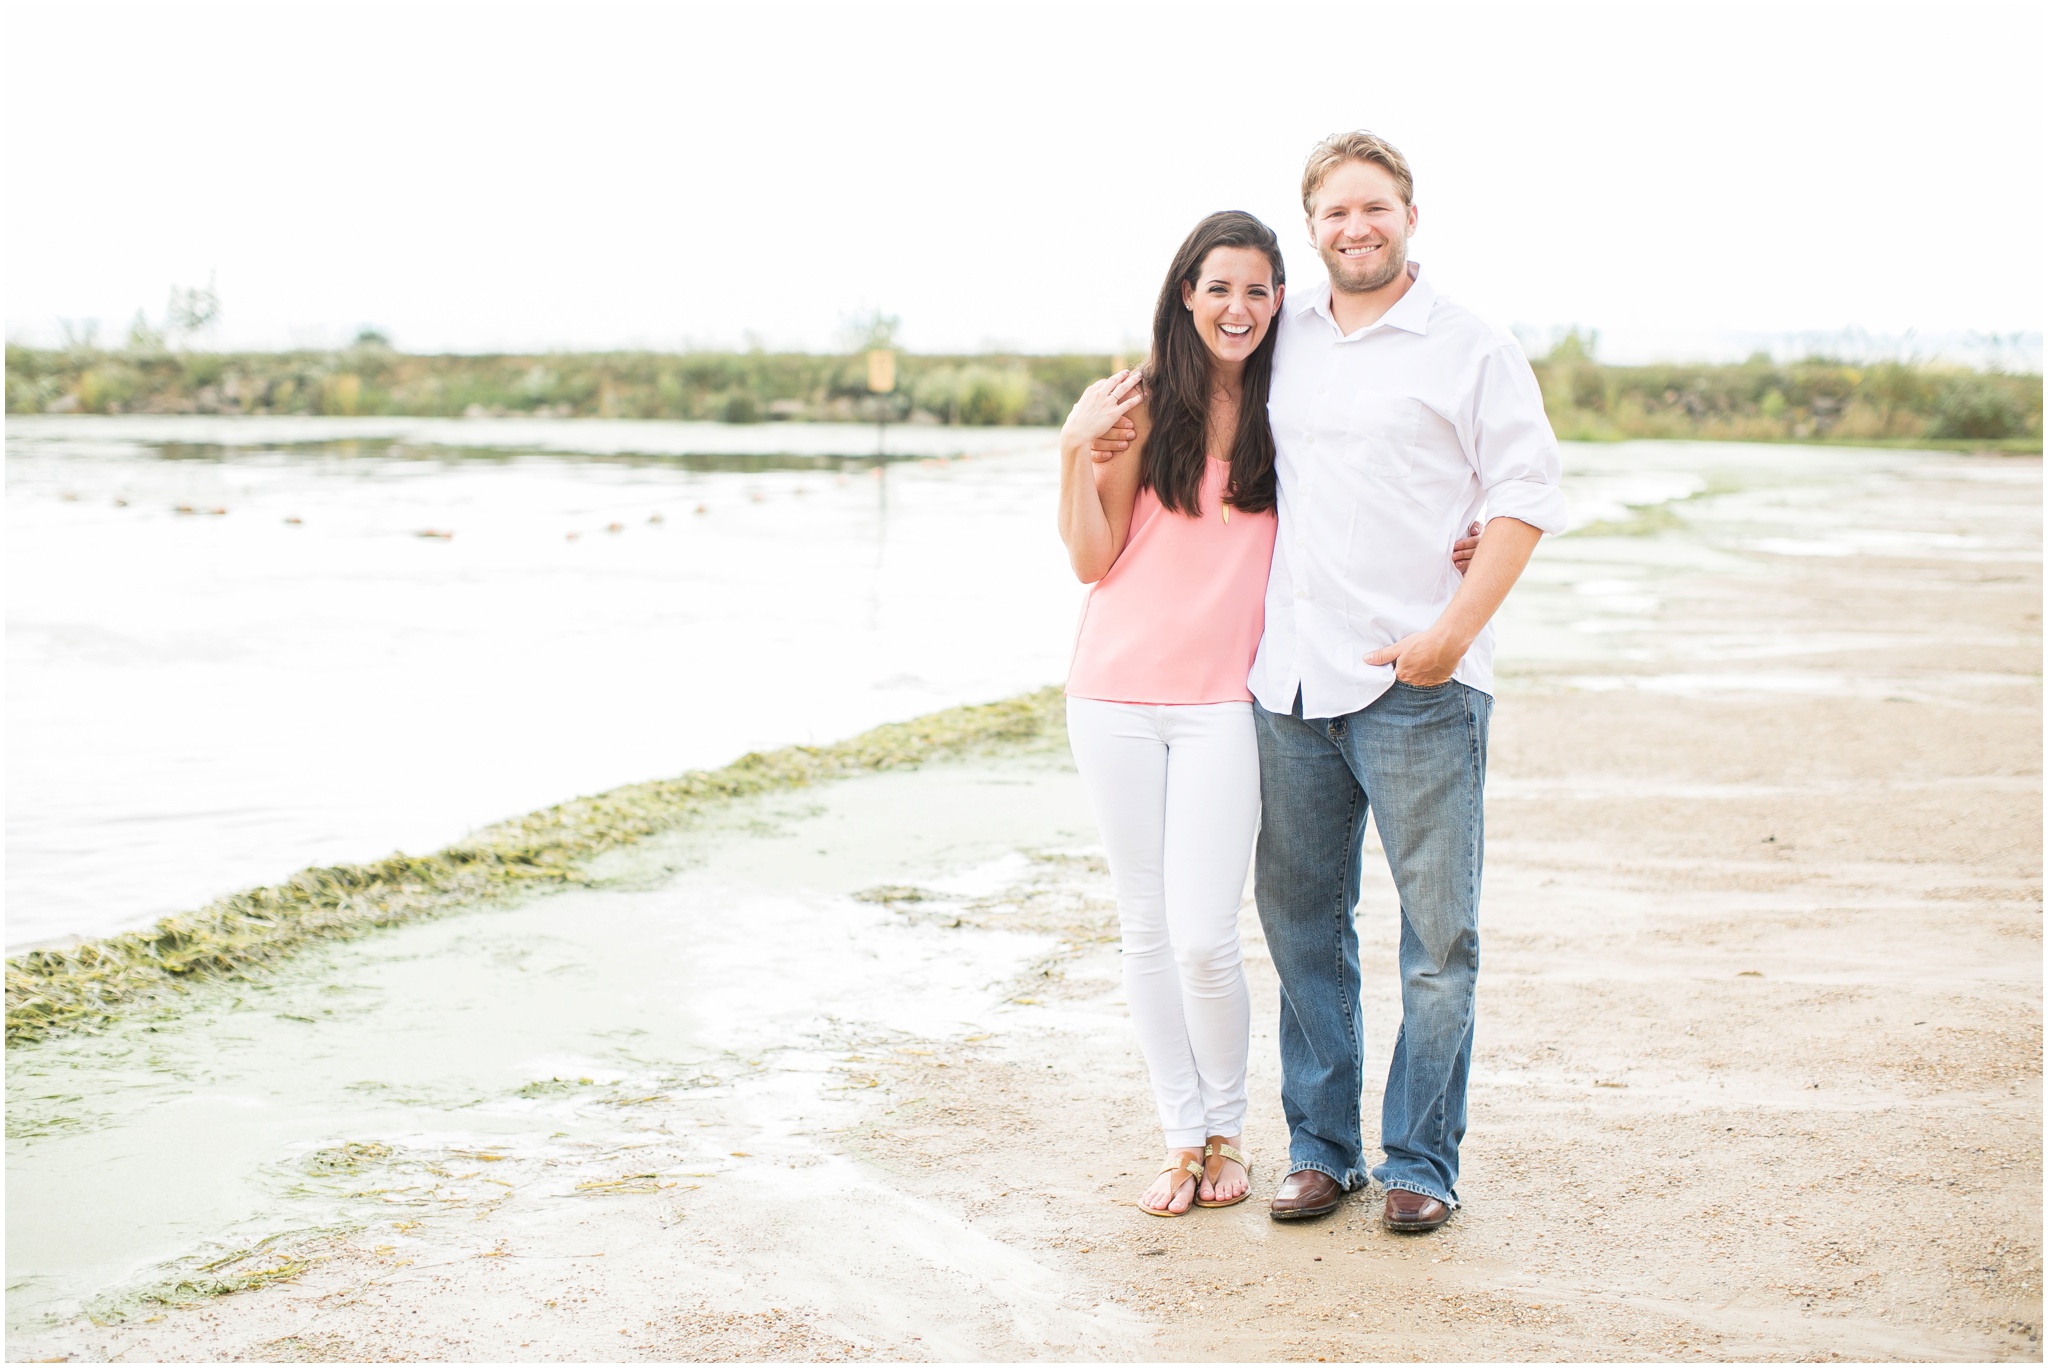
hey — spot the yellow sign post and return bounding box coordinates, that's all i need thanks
[866,348,896,459]
[866,348,896,395]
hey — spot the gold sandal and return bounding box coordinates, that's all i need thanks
[1194,1141,1252,1208]
[1137,1155,1204,1217]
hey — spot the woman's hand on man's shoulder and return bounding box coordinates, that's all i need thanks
[1087,381,1145,463]
[1061,369,1146,456]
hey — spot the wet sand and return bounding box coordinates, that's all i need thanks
[8,450,2039,1361]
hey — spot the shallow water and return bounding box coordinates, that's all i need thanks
[6,419,1074,948]
[4,754,1097,1339]
[1503,440,2040,676]
[6,418,2037,948]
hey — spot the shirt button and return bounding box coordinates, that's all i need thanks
[1295,588,1307,599]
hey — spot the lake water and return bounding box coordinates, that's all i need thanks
[5,418,1069,949]
[6,417,2037,948]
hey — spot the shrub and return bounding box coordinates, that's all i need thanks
[1930,374,2024,439]
[954,366,1030,425]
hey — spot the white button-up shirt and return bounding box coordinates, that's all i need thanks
[1248,264,1567,719]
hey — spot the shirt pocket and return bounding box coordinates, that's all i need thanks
[1343,395,1420,477]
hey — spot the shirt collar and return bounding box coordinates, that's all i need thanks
[1302,262,1435,339]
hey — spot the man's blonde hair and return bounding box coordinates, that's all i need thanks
[1301,130,1414,213]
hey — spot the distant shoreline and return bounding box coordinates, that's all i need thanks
[8,343,2041,451]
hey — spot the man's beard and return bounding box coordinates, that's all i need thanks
[1322,231,1408,295]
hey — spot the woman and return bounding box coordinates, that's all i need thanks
[1056,211,1284,1216]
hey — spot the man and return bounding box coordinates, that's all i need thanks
[1251,130,1566,1232]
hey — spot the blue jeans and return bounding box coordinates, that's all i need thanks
[1253,682,1490,1208]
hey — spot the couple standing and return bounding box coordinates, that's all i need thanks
[1056,131,1566,1232]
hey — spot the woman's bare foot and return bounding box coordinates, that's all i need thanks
[1200,1134,1249,1205]
[1139,1148,1204,1214]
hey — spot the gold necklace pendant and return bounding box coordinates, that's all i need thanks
[1222,505,1231,524]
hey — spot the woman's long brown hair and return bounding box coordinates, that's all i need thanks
[1141,211,1284,518]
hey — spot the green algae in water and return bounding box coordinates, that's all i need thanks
[76,1228,347,1325]
[1573,474,1748,537]
[7,687,1063,1045]
[301,1141,394,1175]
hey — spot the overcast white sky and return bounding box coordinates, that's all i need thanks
[5,1,2042,360]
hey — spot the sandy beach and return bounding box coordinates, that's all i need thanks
[7,446,2039,1361]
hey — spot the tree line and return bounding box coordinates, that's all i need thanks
[5,339,2039,449]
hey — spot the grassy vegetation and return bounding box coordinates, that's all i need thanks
[1529,334,2041,450]
[3,340,1112,428]
[7,338,2039,448]
[5,687,1064,1046]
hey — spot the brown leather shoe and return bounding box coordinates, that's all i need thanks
[1269,1168,1344,1221]
[1383,1188,1451,1232]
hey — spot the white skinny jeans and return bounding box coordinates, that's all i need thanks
[1066,697,1258,1148]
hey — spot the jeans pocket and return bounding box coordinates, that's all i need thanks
[1397,679,1455,693]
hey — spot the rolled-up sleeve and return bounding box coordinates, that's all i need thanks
[1462,343,1568,535]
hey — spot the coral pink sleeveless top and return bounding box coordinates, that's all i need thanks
[1067,458,1278,705]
